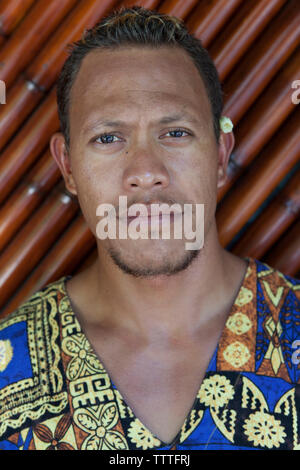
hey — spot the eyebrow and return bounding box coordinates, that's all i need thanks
[83,112,199,134]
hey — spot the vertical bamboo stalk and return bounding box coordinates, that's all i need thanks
[0,88,59,205]
[0,185,79,307]
[216,111,300,246]
[223,0,300,123]
[0,0,35,35]
[159,0,198,18]
[0,0,78,88]
[263,220,300,277]
[119,0,161,9]
[0,149,61,253]
[209,0,287,81]
[0,216,95,318]
[218,47,300,202]
[186,0,243,47]
[232,170,300,258]
[0,0,121,150]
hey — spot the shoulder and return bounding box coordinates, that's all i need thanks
[0,276,70,359]
[253,257,300,306]
[250,258,300,384]
[0,276,71,333]
[0,277,70,441]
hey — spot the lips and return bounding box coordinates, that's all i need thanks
[118,212,182,228]
[126,213,175,221]
[117,202,183,220]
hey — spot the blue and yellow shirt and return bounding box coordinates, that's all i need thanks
[0,257,299,450]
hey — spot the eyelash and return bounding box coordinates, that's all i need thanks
[93,128,191,144]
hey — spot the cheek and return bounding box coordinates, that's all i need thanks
[71,163,113,234]
[176,146,218,198]
[175,147,219,234]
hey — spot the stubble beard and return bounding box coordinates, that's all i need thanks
[106,239,201,278]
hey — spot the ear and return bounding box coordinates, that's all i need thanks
[217,131,235,189]
[49,132,78,196]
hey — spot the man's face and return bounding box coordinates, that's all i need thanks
[52,45,232,277]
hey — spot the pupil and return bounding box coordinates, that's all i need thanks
[102,134,113,143]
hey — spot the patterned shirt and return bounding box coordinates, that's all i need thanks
[0,257,299,450]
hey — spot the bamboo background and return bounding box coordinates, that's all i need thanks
[0,0,299,318]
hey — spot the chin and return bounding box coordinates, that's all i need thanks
[106,239,200,278]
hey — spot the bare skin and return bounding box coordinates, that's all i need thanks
[50,45,247,444]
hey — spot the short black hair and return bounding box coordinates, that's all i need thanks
[56,5,223,149]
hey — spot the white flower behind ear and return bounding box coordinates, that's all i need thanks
[220,116,233,133]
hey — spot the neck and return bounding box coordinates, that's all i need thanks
[73,223,247,342]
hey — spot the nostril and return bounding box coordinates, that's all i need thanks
[155,182,162,185]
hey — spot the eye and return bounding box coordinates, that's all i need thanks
[163,129,191,138]
[91,129,191,145]
[94,133,122,144]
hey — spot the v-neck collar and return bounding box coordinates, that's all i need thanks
[60,256,255,449]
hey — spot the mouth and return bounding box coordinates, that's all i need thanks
[118,212,182,225]
[118,202,183,220]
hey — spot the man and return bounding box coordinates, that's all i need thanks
[0,6,299,451]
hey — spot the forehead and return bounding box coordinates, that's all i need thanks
[69,45,211,129]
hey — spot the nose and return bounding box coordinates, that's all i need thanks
[122,147,170,192]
